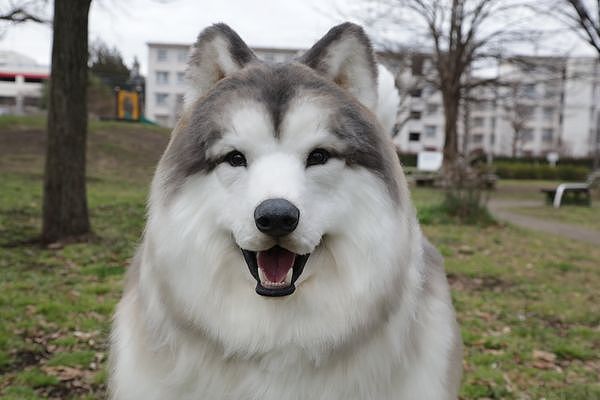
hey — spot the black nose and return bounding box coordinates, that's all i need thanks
[254,198,300,237]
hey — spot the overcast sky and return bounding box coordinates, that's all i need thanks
[0,0,344,74]
[0,0,594,75]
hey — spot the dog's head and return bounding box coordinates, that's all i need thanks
[145,23,420,357]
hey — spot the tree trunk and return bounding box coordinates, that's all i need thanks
[442,88,460,167]
[462,95,471,156]
[42,0,92,243]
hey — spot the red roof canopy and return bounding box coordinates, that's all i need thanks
[0,71,49,80]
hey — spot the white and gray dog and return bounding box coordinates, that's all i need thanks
[109,22,462,400]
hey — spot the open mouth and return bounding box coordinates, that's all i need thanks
[241,246,310,297]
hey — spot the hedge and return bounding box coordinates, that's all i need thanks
[493,156,594,168]
[396,152,591,180]
[493,162,589,180]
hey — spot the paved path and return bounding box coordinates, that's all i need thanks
[488,199,600,246]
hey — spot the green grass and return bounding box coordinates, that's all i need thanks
[492,179,562,200]
[1,116,599,399]
[509,204,600,231]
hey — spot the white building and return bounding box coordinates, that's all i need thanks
[146,43,299,127]
[0,51,49,115]
[146,43,597,159]
[561,57,600,158]
[390,54,599,159]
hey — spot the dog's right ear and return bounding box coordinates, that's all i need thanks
[185,23,257,106]
[299,23,378,110]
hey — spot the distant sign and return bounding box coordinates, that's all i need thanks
[546,152,559,167]
[417,151,443,172]
[116,89,141,121]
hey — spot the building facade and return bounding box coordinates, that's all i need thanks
[146,43,598,158]
[0,51,49,115]
[389,55,599,158]
[146,43,299,127]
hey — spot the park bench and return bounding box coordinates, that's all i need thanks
[413,151,443,187]
[541,171,600,208]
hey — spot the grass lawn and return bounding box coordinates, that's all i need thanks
[508,204,600,232]
[1,117,599,399]
[492,180,558,201]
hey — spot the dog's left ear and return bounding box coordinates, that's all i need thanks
[185,23,257,106]
[300,23,377,110]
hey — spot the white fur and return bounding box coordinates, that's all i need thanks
[110,25,461,400]
[184,35,244,107]
[375,64,400,136]
[310,34,378,110]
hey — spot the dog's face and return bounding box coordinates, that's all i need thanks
[145,23,418,357]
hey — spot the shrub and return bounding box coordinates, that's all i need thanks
[494,162,589,180]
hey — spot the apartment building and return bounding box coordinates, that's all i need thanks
[146,42,597,158]
[0,51,49,115]
[392,55,599,158]
[146,43,299,127]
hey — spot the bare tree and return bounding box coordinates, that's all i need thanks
[555,0,600,53]
[352,0,545,168]
[552,0,600,168]
[42,0,93,243]
[0,1,49,25]
[503,92,535,157]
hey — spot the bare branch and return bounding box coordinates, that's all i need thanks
[0,0,50,24]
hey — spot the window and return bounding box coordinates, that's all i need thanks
[177,72,186,85]
[0,96,16,105]
[410,88,422,98]
[411,54,424,76]
[156,71,169,84]
[517,104,536,118]
[490,133,496,145]
[410,110,422,120]
[23,96,40,106]
[521,128,534,142]
[422,84,435,97]
[473,100,488,111]
[472,117,485,128]
[155,93,169,106]
[409,132,421,142]
[425,125,437,138]
[490,117,496,129]
[426,103,439,115]
[542,128,554,142]
[472,134,484,144]
[544,83,559,99]
[524,105,536,117]
[157,49,168,61]
[522,83,536,98]
[178,49,188,63]
[543,107,555,120]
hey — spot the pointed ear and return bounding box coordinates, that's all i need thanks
[300,23,378,110]
[185,23,257,106]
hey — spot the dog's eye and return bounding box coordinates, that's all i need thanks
[306,148,330,167]
[225,150,247,167]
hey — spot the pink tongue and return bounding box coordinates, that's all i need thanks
[257,246,296,283]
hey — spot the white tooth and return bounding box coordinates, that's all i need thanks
[285,268,293,284]
[258,268,266,284]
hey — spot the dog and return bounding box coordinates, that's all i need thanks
[109,22,462,399]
